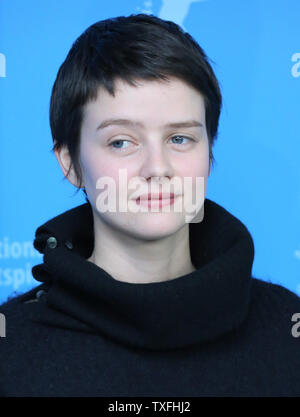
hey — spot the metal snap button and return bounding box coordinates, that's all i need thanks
[64,240,73,250]
[36,289,46,300]
[46,236,57,249]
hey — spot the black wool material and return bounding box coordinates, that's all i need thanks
[1,198,300,397]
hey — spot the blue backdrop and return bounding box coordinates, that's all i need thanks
[1,0,299,304]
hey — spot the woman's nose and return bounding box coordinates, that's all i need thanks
[139,146,174,180]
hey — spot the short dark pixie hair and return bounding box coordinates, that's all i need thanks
[50,13,222,188]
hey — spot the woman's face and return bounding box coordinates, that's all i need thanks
[77,76,210,240]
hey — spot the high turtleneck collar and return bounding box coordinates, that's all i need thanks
[32,198,255,351]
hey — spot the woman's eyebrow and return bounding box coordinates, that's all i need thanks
[96,118,203,130]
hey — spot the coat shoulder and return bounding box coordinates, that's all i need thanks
[251,277,300,312]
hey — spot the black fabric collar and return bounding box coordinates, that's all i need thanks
[32,198,254,350]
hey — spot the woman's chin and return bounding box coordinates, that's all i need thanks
[125,213,187,241]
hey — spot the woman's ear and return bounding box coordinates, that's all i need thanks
[54,144,82,188]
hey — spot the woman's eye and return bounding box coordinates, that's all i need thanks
[169,135,193,145]
[109,139,131,150]
[108,136,193,152]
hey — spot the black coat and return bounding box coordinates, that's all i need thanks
[1,199,300,397]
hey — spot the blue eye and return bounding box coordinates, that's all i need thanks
[170,135,192,145]
[109,140,131,150]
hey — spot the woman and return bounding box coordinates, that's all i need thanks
[1,13,299,397]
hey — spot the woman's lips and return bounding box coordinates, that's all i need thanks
[136,194,178,208]
[138,192,175,201]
